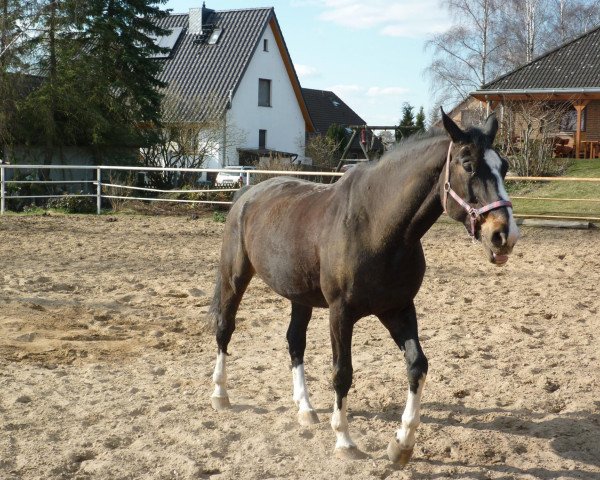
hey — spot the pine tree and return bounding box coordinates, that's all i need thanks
[0,0,37,149]
[396,102,416,141]
[415,106,426,132]
[16,0,169,151]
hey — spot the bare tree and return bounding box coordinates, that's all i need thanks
[304,134,340,170]
[499,100,571,176]
[426,0,600,107]
[426,0,501,108]
[548,0,600,46]
[141,92,246,189]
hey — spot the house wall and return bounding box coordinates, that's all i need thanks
[499,100,600,141]
[224,23,306,166]
[585,101,600,141]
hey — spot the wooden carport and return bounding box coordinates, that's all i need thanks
[469,24,600,159]
[470,89,600,159]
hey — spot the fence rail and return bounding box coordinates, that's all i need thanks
[1,164,599,222]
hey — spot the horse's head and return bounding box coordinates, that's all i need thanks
[440,108,519,265]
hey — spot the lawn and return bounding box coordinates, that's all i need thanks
[506,159,600,220]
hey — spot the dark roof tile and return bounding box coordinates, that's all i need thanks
[481,25,600,91]
[155,8,273,122]
[302,88,365,134]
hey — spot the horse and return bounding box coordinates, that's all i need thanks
[207,110,519,464]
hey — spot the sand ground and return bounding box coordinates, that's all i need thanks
[0,214,599,480]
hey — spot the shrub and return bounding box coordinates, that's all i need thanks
[47,194,96,213]
[212,210,227,223]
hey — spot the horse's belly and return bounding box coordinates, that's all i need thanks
[253,258,327,308]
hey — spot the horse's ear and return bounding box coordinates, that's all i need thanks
[441,107,467,143]
[483,112,499,142]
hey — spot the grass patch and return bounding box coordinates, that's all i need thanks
[507,159,600,219]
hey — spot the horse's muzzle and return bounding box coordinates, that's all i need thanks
[480,211,519,265]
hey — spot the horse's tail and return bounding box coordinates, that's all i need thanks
[207,268,221,333]
[207,185,250,332]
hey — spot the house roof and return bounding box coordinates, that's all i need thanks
[472,25,600,100]
[154,7,313,130]
[301,88,366,134]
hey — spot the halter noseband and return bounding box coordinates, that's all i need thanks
[443,142,513,238]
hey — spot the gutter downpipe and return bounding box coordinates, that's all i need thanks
[222,90,233,167]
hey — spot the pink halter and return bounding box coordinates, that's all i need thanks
[443,142,512,238]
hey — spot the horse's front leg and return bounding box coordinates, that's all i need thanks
[329,303,364,459]
[378,303,428,466]
[287,302,319,426]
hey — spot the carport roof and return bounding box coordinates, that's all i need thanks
[472,24,600,101]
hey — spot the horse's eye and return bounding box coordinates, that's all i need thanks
[462,160,474,174]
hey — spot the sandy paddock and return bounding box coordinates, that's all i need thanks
[0,214,599,480]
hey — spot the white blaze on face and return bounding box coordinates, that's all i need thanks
[483,149,520,246]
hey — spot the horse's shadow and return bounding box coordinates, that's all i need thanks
[350,400,600,477]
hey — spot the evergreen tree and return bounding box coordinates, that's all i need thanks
[326,123,347,156]
[415,106,426,132]
[15,0,169,153]
[395,102,416,141]
[0,0,38,150]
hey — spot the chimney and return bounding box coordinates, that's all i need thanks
[189,2,215,35]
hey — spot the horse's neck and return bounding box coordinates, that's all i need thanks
[363,139,447,248]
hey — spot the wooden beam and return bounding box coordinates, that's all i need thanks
[572,100,589,159]
[472,92,600,102]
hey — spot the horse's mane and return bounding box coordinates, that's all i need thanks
[378,128,447,166]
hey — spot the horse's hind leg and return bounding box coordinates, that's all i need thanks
[378,303,428,466]
[210,255,254,410]
[287,302,319,426]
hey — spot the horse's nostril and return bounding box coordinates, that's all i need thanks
[491,230,507,247]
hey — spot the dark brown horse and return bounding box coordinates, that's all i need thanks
[208,111,519,464]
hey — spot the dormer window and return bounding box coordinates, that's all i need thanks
[263,39,268,51]
[207,28,222,45]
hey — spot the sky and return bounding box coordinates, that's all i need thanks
[164,0,452,126]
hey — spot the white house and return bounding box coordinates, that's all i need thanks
[153,3,314,168]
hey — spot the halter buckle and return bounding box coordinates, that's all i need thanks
[444,182,451,192]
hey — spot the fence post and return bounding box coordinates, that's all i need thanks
[245,170,250,186]
[96,167,101,215]
[0,164,5,215]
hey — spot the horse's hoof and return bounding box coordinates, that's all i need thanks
[211,396,231,410]
[298,409,319,426]
[387,439,413,466]
[334,446,367,460]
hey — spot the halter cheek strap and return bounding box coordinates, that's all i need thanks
[443,141,513,238]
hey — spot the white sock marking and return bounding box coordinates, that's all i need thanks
[331,397,356,449]
[292,364,315,413]
[395,376,426,449]
[212,351,228,399]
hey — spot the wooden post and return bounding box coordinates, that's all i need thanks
[1,164,5,215]
[572,100,589,159]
